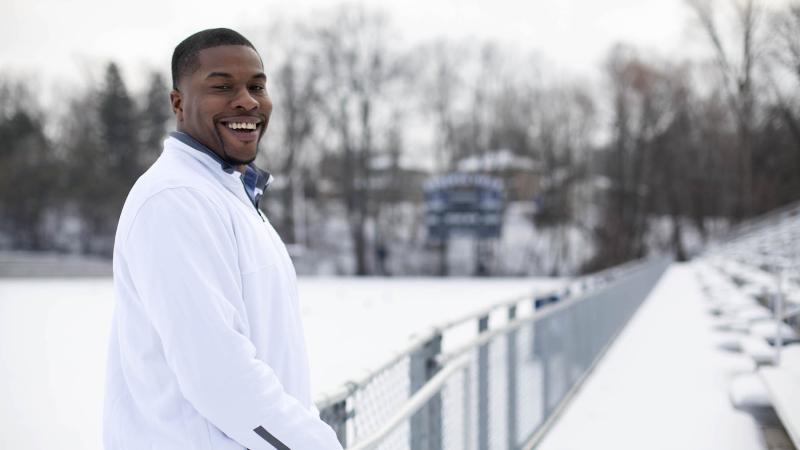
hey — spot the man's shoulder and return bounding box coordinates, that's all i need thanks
[115,177,230,254]
[119,154,227,230]
[130,151,220,202]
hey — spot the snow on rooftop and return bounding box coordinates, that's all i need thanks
[456,148,539,173]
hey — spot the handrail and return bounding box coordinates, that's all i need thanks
[317,286,561,409]
[315,256,660,410]
[340,260,668,450]
[436,264,642,367]
[436,293,532,332]
[314,288,537,409]
[438,290,586,366]
[437,257,652,333]
[346,354,471,450]
[315,256,671,448]
[315,327,440,409]
[316,288,558,409]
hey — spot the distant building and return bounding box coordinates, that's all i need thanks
[455,148,543,202]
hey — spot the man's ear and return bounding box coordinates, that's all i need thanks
[170,89,183,122]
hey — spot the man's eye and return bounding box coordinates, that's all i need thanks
[250,85,266,92]
[213,85,231,90]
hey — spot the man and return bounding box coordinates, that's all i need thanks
[103,28,343,450]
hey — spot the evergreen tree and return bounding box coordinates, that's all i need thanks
[99,63,140,187]
[0,81,56,250]
[59,62,142,255]
[139,71,171,166]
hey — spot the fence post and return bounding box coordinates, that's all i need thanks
[410,332,443,450]
[477,314,490,450]
[463,363,473,450]
[775,269,784,365]
[507,305,518,450]
[319,399,348,447]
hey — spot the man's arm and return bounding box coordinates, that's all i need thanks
[124,187,342,450]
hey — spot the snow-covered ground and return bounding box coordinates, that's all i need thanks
[1,264,772,450]
[0,276,561,450]
[537,262,768,450]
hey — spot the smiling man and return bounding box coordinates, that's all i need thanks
[103,29,342,450]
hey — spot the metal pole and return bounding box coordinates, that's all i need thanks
[319,399,348,447]
[439,232,449,276]
[507,305,518,450]
[775,269,784,366]
[463,364,473,450]
[477,315,490,450]
[410,333,443,450]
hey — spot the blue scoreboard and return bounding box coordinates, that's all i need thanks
[424,173,505,241]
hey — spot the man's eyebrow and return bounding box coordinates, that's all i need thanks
[204,72,267,81]
[206,72,234,79]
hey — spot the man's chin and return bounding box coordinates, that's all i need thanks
[213,125,262,165]
[221,144,259,167]
[227,155,257,166]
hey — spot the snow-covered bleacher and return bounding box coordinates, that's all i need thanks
[699,201,800,448]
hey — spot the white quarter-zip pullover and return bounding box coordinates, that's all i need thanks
[104,136,342,450]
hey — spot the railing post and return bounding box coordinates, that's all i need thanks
[477,314,490,450]
[319,399,348,447]
[410,332,443,450]
[507,305,518,450]
[541,319,552,419]
[463,364,473,450]
[775,269,784,365]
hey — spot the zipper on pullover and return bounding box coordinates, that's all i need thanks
[240,178,266,222]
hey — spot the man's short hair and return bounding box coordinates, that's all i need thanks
[171,28,257,90]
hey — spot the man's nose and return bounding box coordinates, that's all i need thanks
[231,87,259,111]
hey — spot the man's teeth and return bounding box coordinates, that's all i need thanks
[226,122,258,130]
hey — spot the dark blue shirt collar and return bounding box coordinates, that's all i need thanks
[170,131,236,173]
[169,131,273,208]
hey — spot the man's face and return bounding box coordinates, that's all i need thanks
[170,45,272,167]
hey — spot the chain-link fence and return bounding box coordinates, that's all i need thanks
[317,257,671,450]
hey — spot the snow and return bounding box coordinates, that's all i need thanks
[297,277,564,394]
[0,263,774,450]
[455,149,538,173]
[0,278,111,450]
[274,199,597,277]
[729,373,772,410]
[536,263,767,450]
[0,275,560,450]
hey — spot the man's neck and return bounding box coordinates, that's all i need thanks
[170,130,243,174]
[169,130,274,208]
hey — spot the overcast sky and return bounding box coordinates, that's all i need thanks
[2,0,706,95]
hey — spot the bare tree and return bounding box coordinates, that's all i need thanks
[686,0,763,218]
[528,82,596,273]
[256,21,322,245]
[769,3,800,83]
[311,5,406,275]
[764,4,800,170]
[416,40,466,173]
[588,46,678,269]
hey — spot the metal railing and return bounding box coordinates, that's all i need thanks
[317,257,671,449]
